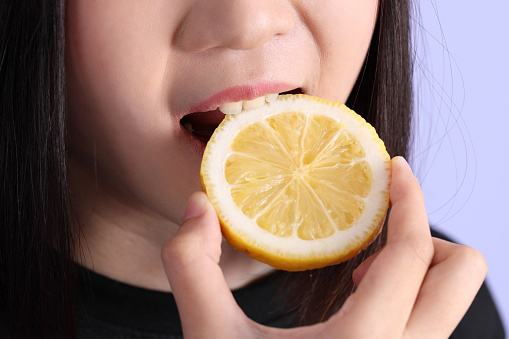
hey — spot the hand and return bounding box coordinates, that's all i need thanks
[161,156,487,338]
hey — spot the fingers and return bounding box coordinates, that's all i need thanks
[161,192,248,338]
[162,164,488,339]
[329,156,434,336]
[331,157,487,338]
[405,238,487,337]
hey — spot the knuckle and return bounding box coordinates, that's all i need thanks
[161,239,177,263]
[161,238,181,268]
[456,245,488,279]
[161,233,196,269]
[407,235,434,267]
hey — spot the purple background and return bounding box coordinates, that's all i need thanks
[412,0,508,330]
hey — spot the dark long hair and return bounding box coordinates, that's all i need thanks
[0,0,413,336]
[284,0,413,324]
[0,0,75,338]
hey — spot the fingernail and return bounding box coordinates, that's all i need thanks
[183,192,208,221]
[393,156,412,173]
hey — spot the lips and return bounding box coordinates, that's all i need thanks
[180,88,302,144]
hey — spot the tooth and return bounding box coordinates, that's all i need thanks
[218,101,242,114]
[265,93,279,103]
[218,93,281,115]
[183,122,193,134]
[242,96,266,111]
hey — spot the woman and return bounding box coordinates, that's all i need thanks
[0,0,504,337]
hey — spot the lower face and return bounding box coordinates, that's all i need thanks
[65,0,379,227]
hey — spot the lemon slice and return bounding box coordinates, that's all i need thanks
[201,94,391,271]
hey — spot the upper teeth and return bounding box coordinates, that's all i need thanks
[218,93,279,114]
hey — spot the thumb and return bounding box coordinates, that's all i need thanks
[161,191,247,338]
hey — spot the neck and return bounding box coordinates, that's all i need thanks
[70,163,274,292]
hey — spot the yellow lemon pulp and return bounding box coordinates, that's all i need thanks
[226,112,373,240]
[201,95,391,271]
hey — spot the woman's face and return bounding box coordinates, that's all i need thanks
[66,0,378,226]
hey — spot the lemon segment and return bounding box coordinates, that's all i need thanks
[201,94,391,271]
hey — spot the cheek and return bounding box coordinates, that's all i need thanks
[65,1,170,120]
[65,1,199,222]
[65,1,166,171]
[307,0,379,102]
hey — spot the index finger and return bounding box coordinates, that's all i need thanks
[329,157,433,336]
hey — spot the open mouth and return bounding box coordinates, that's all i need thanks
[180,88,303,144]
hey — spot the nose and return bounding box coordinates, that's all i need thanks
[176,0,296,52]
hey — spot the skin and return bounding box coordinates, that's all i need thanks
[66,0,378,290]
[65,1,487,337]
